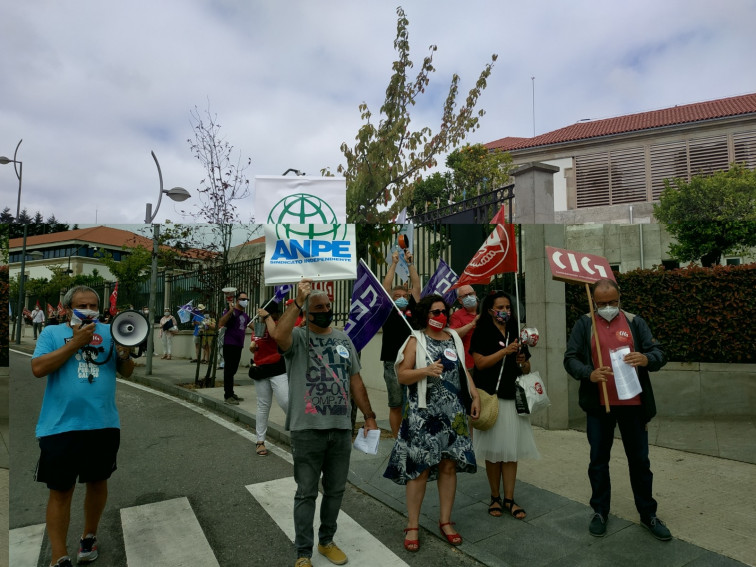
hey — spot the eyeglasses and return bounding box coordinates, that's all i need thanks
[595,300,619,308]
[428,309,445,316]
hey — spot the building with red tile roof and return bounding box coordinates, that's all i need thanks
[484,92,756,224]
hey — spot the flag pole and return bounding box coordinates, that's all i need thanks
[586,282,611,413]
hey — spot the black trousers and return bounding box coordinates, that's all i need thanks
[222,344,243,399]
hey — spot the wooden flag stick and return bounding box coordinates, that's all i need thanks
[585,282,610,413]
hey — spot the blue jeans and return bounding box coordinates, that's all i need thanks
[291,429,352,558]
[586,405,657,521]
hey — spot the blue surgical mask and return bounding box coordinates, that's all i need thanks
[461,295,477,309]
[395,297,409,310]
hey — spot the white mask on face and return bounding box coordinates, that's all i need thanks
[238,300,249,308]
[597,305,620,321]
[71,309,99,326]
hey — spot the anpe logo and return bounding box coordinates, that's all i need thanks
[272,239,351,261]
[267,193,338,225]
[274,223,348,241]
[463,224,513,278]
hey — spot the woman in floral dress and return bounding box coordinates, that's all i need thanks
[383,295,480,552]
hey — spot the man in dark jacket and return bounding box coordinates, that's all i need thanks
[564,278,671,541]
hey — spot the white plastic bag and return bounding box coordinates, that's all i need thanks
[516,370,551,415]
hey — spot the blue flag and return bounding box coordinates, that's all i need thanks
[273,284,292,303]
[344,260,395,352]
[421,259,459,305]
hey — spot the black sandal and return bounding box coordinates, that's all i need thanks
[488,495,503,517]
[503,497,526,519]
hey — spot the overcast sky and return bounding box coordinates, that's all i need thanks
[2,0,755,227]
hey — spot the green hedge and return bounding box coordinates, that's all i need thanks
[566,264,756,364]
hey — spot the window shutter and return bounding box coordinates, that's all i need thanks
[733,130,756,169]
[609,147,646,204]
[575,152,609,207]
[689,135,728,177]
[650,141,687,200]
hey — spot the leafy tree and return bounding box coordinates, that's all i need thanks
[338,7,498,224]
[408,143,514,213]
[95,245,152,300]
[4,209,72,238]
[0,208,13,224]
[653,163,756,266]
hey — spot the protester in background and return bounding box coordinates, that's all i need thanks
[564,278,671,540]
[32,306,45,339]
[218,291,253,405]
[31,285,134,567]
[384,294,479,552]
[380,248,421,437]
[272,279,378,567]
[470,290,538,519]
[249,300,288,456]
[449,284,479,371]
[159,308,178,360]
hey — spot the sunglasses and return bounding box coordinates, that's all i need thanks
[428,309,445,316]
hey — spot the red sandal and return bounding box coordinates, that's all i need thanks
[403,527,419,552]
[439,522,462,546]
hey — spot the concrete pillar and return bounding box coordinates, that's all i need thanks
[522,224,569,429]
[512,162,560,224]
[163,272,172,310]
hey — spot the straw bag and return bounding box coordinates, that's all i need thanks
[472,354,506,431]
[474,390,499,431]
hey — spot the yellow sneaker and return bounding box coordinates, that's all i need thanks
[294,558,312,567]
[317,542,348,565]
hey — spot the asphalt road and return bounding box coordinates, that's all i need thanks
[9,351,486,567]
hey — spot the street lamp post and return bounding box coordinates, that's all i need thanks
[1,139,27,344]
[144,151,190,375]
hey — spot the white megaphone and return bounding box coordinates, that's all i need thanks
[110,309,151,348]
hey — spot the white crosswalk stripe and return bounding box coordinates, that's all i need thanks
[9,523,46,567]
[120,497,220,567]
[247,476,410,566]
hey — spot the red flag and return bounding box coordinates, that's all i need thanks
[47,303,55,318]
[57,301,66,317]
[35,300,41,310]
[453,224,517,288]
[490,204,508,224]
[23,307,32,318]
[109,282,119,316]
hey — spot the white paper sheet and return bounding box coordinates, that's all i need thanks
[352,428,381,455]
[609,346,642,400]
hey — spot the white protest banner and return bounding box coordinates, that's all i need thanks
[255,176,347,224]
[263,224,357,284]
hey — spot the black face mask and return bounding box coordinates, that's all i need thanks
[309,309,334,329]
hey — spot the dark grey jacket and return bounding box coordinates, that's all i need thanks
[563,311,667,423]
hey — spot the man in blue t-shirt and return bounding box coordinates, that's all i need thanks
[31,285,134,567]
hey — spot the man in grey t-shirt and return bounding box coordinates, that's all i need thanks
[273,279,379,567]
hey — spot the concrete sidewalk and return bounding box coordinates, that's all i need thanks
[11,343,756,566]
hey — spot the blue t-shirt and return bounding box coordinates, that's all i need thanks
[192,314,204,336]
[32,323,120,437]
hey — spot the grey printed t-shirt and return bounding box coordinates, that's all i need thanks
[283,326,362,432]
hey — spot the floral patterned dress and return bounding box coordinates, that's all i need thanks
[383,334,477,485]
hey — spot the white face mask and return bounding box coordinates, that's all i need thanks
[597,305,620,321]
[70,309,99,326]
[238,300,249,308]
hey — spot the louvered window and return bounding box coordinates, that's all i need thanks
[575,152,609,207]
[734,131,756,168]
[689,135,728,177]
[610,147,646,204]
[650,141,687,200]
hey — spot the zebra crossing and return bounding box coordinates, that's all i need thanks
[10,477,409,567]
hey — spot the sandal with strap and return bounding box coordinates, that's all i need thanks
[503,497,526,520]
[488,495,503,517]
[256,442,269,456]
[403,527,419,552]
[438,522,462,546]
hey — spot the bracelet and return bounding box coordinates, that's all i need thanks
[363,411,377,420]
[293,300,302,311]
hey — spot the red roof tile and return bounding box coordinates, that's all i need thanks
[485,92,756,151]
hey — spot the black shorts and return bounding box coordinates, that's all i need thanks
[35,428,120,491]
